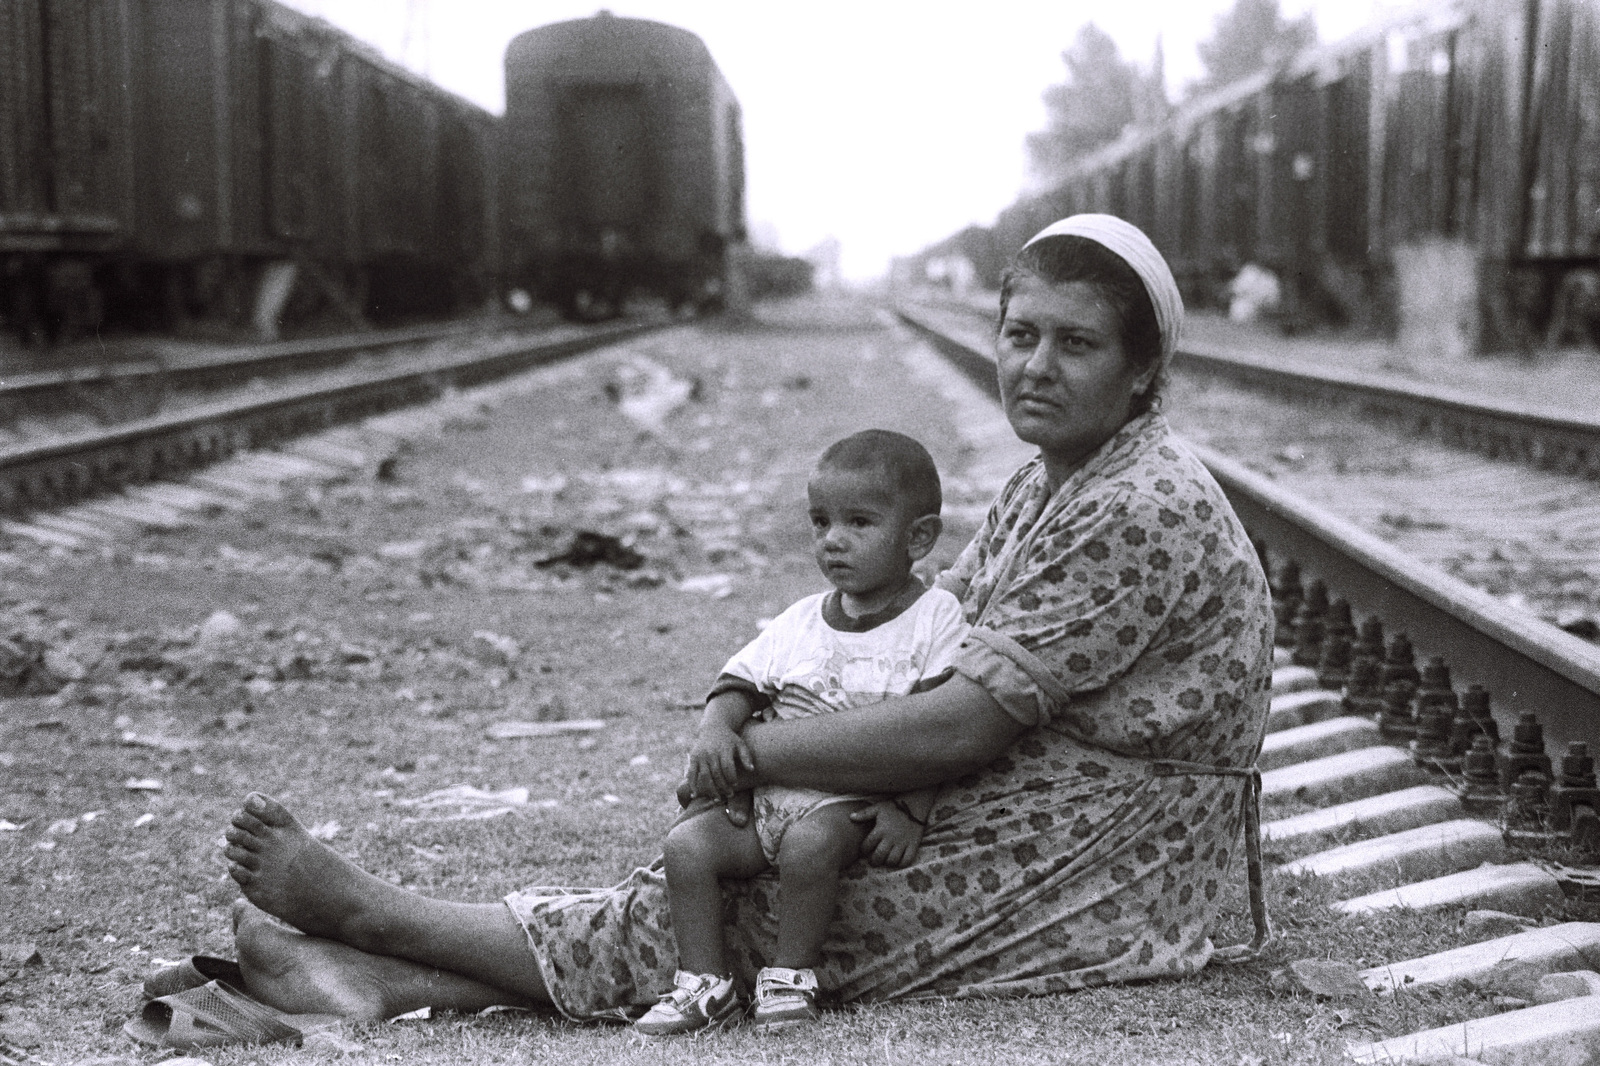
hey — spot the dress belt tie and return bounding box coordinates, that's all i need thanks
[1148,759,1270,964]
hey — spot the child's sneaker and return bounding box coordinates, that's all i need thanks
[634,971,742,1036]
[751,966,821,1029]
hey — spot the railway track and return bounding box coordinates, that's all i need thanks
[894,302,1600,1063]
[0,319,555,422]
[0,318,667,520]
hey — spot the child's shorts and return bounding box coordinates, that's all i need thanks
[752,785,870,865]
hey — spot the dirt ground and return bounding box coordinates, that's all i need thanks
[0,294,1585,1065]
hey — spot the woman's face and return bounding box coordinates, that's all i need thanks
[995,276,1156,483]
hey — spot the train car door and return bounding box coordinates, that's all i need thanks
[555,84,652,249]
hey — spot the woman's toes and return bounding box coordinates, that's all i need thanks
[225,845,261,870]
[230,810,267,836]
[228,862,254,887]
[225,825,260,849]
[244,793,296,828]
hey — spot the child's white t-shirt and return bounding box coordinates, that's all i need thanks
[718,586,969,719]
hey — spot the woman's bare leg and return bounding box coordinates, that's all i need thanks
[233,901,526,1020]
[223,793,548,1005]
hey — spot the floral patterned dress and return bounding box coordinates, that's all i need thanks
[505,412,1275,1020]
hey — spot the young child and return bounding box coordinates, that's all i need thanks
[636,429,969,1036]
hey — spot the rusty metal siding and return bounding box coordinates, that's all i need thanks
[0,0,128,248]
[1324,56,1373,265]
[1523,0,1600,259]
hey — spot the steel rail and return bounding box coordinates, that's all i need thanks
[0,319,520,417]
[894,304,1600,752]
[898,299,1600,478]
[0,320,664,516]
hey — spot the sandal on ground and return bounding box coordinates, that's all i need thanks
[141,955,245,1000]
[123,979,342,1049]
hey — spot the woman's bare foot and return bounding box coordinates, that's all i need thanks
[223,792,396,949]
[233,900,527,1021]
[232,900,390,1021]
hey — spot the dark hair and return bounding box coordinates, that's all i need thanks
[998,235,1166,416]
[817,430,941,518]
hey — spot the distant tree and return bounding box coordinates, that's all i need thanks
[1192,0,1316,94]
[1026,24,1141,179]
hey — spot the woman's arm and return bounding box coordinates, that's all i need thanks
[737,675,1027,795]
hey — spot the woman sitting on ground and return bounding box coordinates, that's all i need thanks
[221,214,1275,1022]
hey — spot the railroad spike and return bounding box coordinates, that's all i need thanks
[1342,656,1384,718]
[1378,679,1418,740]
[1316,631,1352,692]
[1291,602,1326,667]
[1410,689,1457,770]
[1501,712,1553,789]
[1550,742,1600,852]
[1459,734,1504,816]
[1379,633,1420,691]
[1271,561,1303,648]
[1504,768,1551,835]
[1351,615,1385,673]
[1451,684,1500,750]
[1323,597,1355,646]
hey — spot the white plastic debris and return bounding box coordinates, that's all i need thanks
[1228,263,1281,323]
[520,474,569,495]
[485,719,606,740]
[612,357,694,433]
[395,784,532,824]
[196,610,242,644]
[678,573,734,598]
[377,540,430,561]
[124,778,164,792]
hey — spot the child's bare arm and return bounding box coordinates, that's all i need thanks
[687,690,758,799]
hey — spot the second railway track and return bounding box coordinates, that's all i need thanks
[0,318,669,518]
[900,298,1600,479]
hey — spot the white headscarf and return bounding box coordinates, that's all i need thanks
[1020,214,1183,368]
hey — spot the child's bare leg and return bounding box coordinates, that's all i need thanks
[773,803,870,969]
[662,809,768,976]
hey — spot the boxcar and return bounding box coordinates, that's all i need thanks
[0,0,499,344]
[501,13,746,318]
[0,0,134,342]
[126,0,498,331]
[938,0,1600,350]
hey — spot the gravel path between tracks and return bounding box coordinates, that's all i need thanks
[0,293,1590,1064]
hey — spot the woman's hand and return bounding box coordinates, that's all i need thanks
[850,800,925,868]
[687,724,755,800]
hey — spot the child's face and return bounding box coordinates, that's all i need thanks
[806,466,919,599]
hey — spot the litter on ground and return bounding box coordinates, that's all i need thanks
[485,719,606,740]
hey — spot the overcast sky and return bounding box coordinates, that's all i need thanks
[281,0,1383,278]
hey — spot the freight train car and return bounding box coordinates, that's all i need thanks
[935,0,1598,351]
[0,0,499,345]
[501,12,746,319]
[0,0,134,343]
